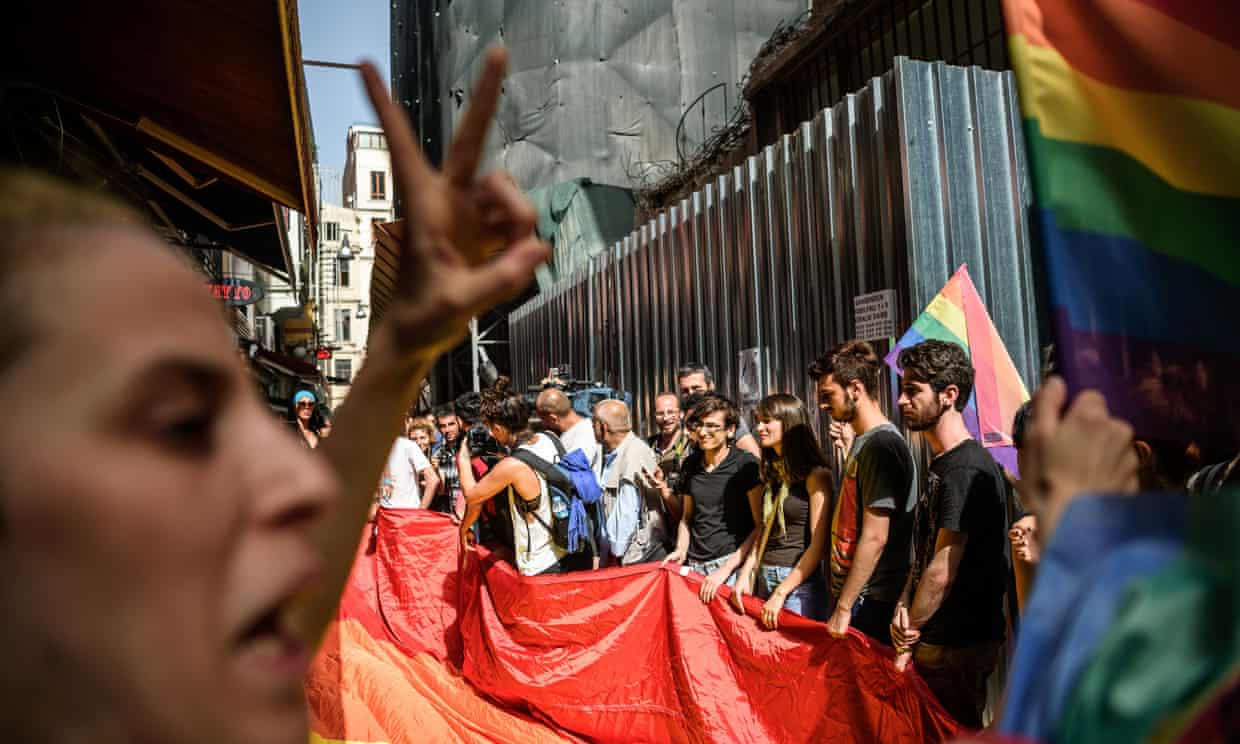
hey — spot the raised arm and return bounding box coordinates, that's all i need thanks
[288,48,548,646]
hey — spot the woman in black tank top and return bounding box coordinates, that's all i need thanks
[731,394,833,628]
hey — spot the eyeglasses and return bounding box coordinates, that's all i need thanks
[687,421,726,433]
[296,401,315,408]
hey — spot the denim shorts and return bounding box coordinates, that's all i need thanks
[686,555,737,587]
[756,563,827,621]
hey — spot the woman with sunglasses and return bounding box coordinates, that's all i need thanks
[730,394,832,628]
[291,390,322,448]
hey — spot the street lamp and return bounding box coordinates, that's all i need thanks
[338,233,353,260]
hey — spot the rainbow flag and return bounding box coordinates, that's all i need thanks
[885,265,1030,475]
[308,510,963,743]
[1002,0,1240,457]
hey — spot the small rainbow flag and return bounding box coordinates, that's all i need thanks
[1002,0,1240,456]
[885,265,1030,475]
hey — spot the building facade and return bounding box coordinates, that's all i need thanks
[316,125,394,405]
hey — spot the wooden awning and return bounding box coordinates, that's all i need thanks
[370,220,403,329]
[6,0,317,278]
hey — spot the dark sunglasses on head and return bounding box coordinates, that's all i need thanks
[296,401,315,408]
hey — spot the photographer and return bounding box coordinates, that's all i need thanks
[454,392,511,551]
[458,379,594,575]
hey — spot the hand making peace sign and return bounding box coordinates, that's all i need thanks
[359,47,549,361]
[294,50,547,648]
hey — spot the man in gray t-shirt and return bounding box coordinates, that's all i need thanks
[810,341,916,645]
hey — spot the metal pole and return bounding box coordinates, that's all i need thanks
[469,317,480,393]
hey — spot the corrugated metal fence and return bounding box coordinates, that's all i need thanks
[509,57,1040,435]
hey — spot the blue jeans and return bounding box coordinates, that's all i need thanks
[756,564,827,621]
[686,555,737,587]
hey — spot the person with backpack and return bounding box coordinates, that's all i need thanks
[458,378,598,575]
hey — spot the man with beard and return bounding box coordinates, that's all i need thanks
[809,340,916,644]
[648,392,691,494]
[889,340,1013,728]
[431,403,465,519]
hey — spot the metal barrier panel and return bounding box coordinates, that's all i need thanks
[650,215,666,410]
[661,209,679,400]
[507,58,1041,435]
[678,197,699,374]
[699,181,720,382]
[763,140,791,399]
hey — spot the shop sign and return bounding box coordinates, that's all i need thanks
[207,278,265,306]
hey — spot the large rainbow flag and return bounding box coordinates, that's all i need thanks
[307,510,963,743]
[885,264,1030,475]
[994,486,1240,744]
[1002,0,1240,458]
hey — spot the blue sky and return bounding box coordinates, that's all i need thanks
[298,0,389,206]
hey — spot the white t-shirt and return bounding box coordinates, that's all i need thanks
[509,433,567,575]
[560,417,602,476]
[380,438,433,509]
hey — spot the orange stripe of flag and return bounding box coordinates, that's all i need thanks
[1015,0,1240,111]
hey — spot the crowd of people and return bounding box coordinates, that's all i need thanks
[4,41,1235,743]
[364,333,1238,727]
[372,344,1037,726]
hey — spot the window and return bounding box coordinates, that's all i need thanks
[324,221,340,241]
[335,358,353,383]
[357,132,387,150]
[338,257,350,287]
[335,308,351,343]
[253,316,270,348]
[370,170,386,200]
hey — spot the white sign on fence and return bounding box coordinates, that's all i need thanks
[853,289,897,340]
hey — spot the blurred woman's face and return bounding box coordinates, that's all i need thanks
[296,399,314,423]
[410,428,431,452]
[0,228,337,743]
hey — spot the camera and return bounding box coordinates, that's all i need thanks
[467,423,504,462]
[527,365,632,418]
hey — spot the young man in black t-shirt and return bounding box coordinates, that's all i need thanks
[809,340,916,645]
[891,340,1013,729]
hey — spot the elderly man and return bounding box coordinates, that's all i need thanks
[536,387,601,474]
[594,400,672,565]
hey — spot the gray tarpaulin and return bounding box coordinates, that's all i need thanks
[438,0,807,190]
[529,178,638,289]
